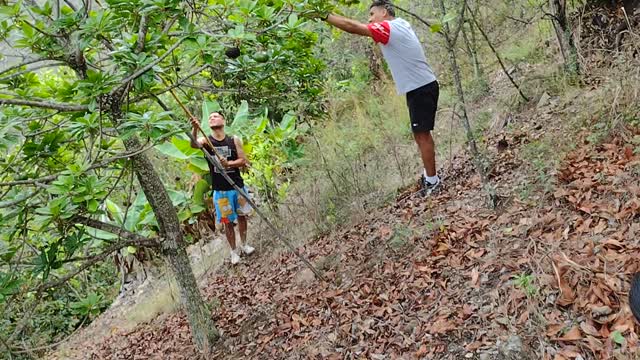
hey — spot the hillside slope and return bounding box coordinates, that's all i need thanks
[73,79,640,359]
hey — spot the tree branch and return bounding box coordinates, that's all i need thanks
[0,143,154,187]
[62,0,77,12]
[0,61,68,82]
[36,231,158,293]
[465,0,529,102]
[0,190,41,209]
[72,215,157,245]
[135,15,149,53]
[131,64,210,103]
[0,58,50,77]
[112,37,187,95]
[392,3,432,27]
[0,97,88,112]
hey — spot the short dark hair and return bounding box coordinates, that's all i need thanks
[369,0,395,17]
[211,111,225,119]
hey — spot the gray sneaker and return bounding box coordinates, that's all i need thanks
[420,175,442,196]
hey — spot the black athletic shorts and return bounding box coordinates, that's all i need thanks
[406,81,439,133]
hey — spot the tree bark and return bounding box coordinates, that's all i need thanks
[435,0,496,207]
[106,92,219,354]
[461,22,482,81]
[549,0,579,73]
[124,136,219,354]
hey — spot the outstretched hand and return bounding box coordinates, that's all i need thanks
[190,117,200,129]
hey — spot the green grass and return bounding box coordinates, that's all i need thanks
[513,273,538,297]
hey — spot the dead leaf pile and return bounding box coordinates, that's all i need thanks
[87,122,639,358]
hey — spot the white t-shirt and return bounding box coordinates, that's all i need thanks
[368,18,437,95]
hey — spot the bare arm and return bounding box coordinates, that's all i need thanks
[325,14,372,37]
[226,136,247,168]
[189,117,206,149]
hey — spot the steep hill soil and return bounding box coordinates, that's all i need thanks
[79,84,640,359]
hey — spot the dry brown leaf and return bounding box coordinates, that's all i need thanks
[552,259,576,306]
[580,321,600,337]
[470,267,480,288]
[379,225,391,238]
[547,323,565,337]
[623,146,634,161]
[557,347,583,358]
[435,242,450,252]
[465,341,483,351]
[553,326,583,342]
[415,345,428,357]
[429,318,456,334]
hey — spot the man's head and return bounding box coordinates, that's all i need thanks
[369,1,395,23]
[208,112,225,130]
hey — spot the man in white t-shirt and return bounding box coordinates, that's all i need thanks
[321,1,441,195]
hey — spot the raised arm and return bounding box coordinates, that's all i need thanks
[325,14,372,37]
[189,117,206,149]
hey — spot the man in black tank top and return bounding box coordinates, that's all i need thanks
[190,112,255,265]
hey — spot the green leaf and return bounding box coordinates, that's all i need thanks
[429,23,442,33]
[229,100,249,133]
[87,199,99,213]
[192,179,210,207]
[126,246,137,254]
[611,331,625,345]
[167,189,189,207]
[288,13,299,28]
[155,141,190,160]
[280,112,296,132]
[105,199,124,224]
[442,12,457,23]
[189,157,210,173]
[190,204,206,214]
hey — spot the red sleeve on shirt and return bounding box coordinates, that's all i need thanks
[367,21,390,45]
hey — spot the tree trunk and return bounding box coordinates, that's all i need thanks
[549,0,579,73]
[105,91,219,354]
[436,0,497,207]
[462,22,483,81]
[124,136,219,354]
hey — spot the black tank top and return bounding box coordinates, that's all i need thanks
[204,135,244,191]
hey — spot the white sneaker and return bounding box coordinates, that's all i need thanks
[420,175,442,196]
[241,244,255,255]
[230,250,241,265]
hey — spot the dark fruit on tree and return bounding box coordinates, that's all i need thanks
[225,47,241,59]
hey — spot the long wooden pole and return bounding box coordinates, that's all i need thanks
[160,79,326,281]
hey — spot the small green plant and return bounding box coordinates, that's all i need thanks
[513,273,538,297]
[70,292,108,319]
[389,225,413,250]
[517,180,533,202]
